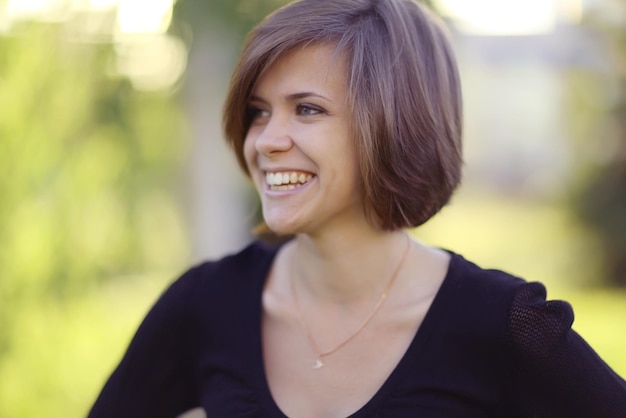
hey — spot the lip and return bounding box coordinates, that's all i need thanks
[264,181,314,197]
[261,166,316,174]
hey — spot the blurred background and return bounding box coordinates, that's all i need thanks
[0,0,624,416]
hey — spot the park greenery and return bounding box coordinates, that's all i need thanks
[569,5,626,287]
[0,14,189,417]
[0,0,624,417]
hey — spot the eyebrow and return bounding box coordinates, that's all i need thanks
[249,91,331,103]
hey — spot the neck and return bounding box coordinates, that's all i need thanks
[290,229,410,305]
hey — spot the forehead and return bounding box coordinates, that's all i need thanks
[252,44,348,99]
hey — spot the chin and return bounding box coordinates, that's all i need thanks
[263,220,299,237]
[261,207,306,236]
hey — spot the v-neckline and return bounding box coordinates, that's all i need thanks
[251,243,460,418]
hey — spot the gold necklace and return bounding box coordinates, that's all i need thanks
[290,236,411,370]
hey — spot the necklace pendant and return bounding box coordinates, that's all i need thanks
[312,359,324,369]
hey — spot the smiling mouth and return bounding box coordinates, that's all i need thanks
[265,171,314,191]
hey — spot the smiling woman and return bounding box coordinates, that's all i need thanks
[89,0,626,417]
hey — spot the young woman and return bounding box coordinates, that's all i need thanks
[90,0,626,417]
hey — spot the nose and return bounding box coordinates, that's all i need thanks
[253,114,293,157]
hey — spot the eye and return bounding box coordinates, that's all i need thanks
[247,105,270,121]
[295,103,324,117]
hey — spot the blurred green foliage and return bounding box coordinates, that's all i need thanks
[0,20,188,417]
[568,2,626,287]
[174,0,287,41]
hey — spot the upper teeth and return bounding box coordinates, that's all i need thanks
[266,171,313,186]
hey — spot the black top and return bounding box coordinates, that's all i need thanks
[89,241,626,417]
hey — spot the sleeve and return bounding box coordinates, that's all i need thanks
[508,282,626,418]
[88,267,201,418]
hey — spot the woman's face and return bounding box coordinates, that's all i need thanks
[243,44,364,236]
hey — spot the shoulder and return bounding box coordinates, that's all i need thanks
[192,239,280,275]
[152,240,281,316]
[444,253,526,320]
[446,252,524,292]
[446,253,575,355]
[175,240,280,291]
[139,240,282,337]
[445,253,571,327]
[439,253,571,350]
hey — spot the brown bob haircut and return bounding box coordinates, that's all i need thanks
[223,0,463,230]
